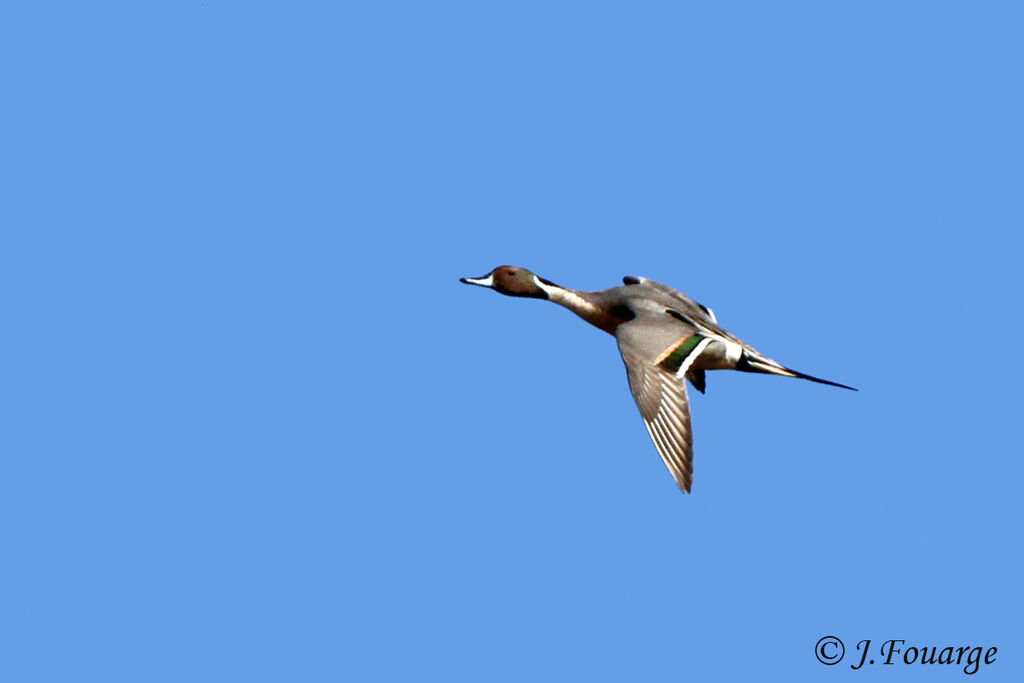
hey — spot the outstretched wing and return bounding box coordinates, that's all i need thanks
[623,275,718,324]
[615,306,709,493]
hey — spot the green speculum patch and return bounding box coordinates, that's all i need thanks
[660,335,703,373]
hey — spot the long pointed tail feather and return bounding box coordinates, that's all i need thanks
[739,355,858,391]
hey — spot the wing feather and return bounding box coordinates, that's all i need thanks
[617,322,696,493]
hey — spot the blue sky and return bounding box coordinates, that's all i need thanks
[2,2,1022,681]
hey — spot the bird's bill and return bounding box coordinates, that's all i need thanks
[459,273,494,288]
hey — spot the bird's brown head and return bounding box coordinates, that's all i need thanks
[460,265,551,299]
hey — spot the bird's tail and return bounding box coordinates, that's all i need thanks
[736,351,857,391]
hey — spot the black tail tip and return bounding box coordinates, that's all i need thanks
[793,370,858,391]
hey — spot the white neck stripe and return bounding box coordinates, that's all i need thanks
[534,275,599,315]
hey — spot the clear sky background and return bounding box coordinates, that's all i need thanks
[2,2,1022,681]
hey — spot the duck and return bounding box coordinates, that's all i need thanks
[460,265,856,494]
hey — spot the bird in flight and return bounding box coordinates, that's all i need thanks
[461,266,856,494]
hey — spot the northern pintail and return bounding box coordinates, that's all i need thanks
[460,266,855,494]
